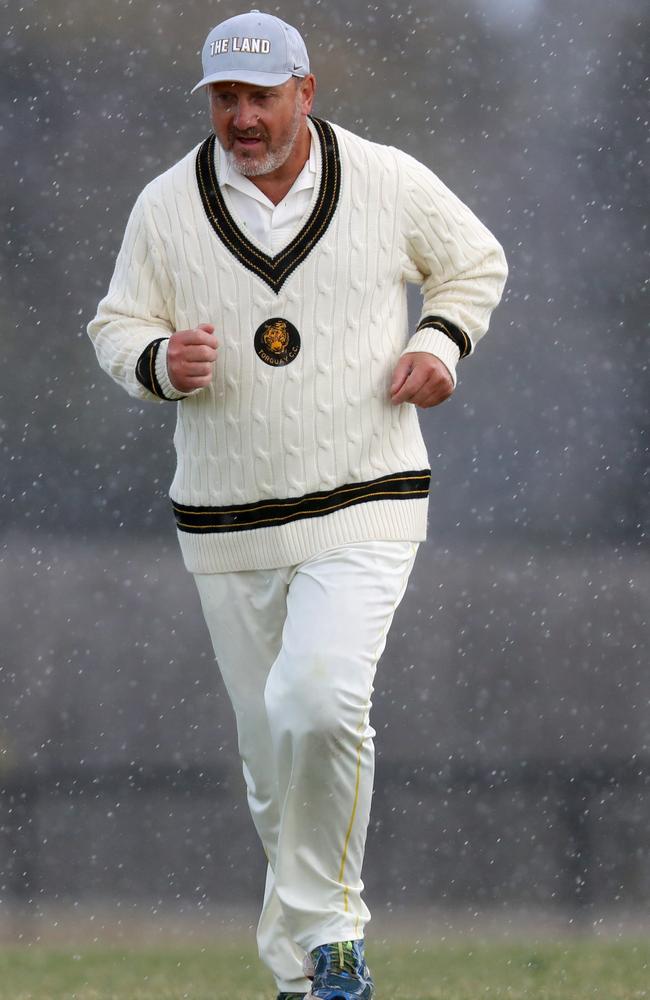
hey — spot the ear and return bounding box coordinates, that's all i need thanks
[298,74,316,115]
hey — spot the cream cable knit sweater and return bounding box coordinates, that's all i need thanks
[88,118,507,573]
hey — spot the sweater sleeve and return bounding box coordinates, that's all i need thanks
[397,149,508,383]
[87,190,201,402]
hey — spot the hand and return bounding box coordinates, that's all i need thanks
[167,323,218,392]
[390,352,454,408]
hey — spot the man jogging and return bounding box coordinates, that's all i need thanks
[88,10,507,998]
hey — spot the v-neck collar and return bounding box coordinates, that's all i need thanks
[195,116,341,295]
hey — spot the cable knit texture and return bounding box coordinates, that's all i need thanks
[88,120,507,572]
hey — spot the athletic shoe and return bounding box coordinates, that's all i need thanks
[304,940,374,999]
[276,993,307,999]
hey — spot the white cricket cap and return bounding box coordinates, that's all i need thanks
[191,10,310,93]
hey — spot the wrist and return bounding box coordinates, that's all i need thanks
[402,330,460,387]
[155,338,203,400]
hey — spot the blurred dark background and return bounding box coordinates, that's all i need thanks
[1,0,648,935]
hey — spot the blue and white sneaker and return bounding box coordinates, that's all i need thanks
[303,940,374,999]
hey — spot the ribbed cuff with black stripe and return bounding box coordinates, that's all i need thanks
[135,337,202,401]
[135,338,174,400]
[416,315,472,358]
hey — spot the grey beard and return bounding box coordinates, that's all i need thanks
[232,145,292,177]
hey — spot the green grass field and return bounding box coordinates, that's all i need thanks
[0,939,648,1000]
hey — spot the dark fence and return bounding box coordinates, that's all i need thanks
[2,757,649,915]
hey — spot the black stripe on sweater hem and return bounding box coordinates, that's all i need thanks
[195,116,341,295]
[172,470,431,534]
[416,316,472,358]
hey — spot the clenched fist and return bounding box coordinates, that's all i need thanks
[167,323,218,392]
[390,352,454,408]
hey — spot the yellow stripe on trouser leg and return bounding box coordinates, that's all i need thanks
[264,540,418,955]
[338,720,367,913]
[335,543,417,926]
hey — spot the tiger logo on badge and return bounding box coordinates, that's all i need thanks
[254,318,301,367]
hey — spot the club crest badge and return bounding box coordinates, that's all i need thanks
[254,317,301,367]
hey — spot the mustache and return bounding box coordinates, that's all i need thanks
[229,127,269,142]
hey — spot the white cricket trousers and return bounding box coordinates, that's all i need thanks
[193,540,418,994]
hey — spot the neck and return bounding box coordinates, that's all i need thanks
[248,120,312,205]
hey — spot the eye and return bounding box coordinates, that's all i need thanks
[213,92,236,110]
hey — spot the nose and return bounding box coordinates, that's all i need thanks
[232,98,258,131]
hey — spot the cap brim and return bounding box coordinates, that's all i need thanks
[191,70,294,94]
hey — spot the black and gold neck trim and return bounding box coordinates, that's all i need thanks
[195,116,341,295]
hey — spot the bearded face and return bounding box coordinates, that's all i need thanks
[209,78,306,177]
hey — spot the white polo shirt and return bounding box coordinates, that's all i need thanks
[214,119,318,255]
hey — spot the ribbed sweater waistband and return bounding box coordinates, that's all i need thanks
[178,495,429,574]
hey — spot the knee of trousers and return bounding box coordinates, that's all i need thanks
[264,650,373,745]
